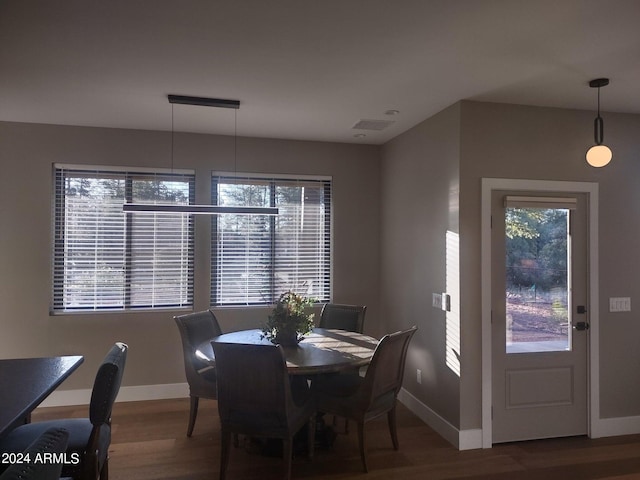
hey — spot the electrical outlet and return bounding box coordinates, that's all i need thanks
[416,369,422,384]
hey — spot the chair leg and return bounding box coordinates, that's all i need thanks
[357,421,368,473]
[101,457,109,480]
[388,406,399,450]
[283,438,293,480]
[187,395,199,437]
[220,428,232,480]
[307,414,316,460]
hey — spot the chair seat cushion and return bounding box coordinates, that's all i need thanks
[313,373,397,421]
[0,419,110,477]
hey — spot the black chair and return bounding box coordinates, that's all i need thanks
[0,342,128,480]
[319,303,367,333]
[174,310,222,437]
[312,327,417,472]
[0,427,69,480]
[212,342,316,480]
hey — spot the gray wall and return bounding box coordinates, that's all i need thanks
[380,103,462,428]
[459,100,640,424]
[0,121,381,390]
[379,99,640,433]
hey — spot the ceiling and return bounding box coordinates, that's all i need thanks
[1,0,639,145]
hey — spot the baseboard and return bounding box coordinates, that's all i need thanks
[40,383,189,407]
[397,388,482,450]
[591,415,640,438]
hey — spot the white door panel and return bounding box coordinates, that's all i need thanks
[492,190,589,444]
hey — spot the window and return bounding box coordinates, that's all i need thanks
[211,174,331,305]
[52,165,195,312]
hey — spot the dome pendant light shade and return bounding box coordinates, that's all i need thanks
[586,144,612,168]
[585,78,612,168]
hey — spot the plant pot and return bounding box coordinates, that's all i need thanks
[274,331,299,347]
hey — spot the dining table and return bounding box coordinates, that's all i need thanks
[195,327,379,376]
[0,355,84,439]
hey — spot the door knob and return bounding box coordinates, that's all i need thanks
[573,321,590,331]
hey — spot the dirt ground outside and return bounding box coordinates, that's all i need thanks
[506,291,568,342]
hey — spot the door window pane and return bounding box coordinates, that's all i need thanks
[505,207,571,353]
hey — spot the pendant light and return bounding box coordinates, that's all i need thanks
[585,78,612,168]
[123,95,278,215]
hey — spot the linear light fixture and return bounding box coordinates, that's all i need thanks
[168,95,240,109]
[123,94,278,215]
[123,203,278,215]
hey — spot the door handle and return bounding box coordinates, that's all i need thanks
[573,321,590,331]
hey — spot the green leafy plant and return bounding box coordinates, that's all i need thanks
[262,291,316,345]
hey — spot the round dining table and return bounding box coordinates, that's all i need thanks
[195,327,379,376]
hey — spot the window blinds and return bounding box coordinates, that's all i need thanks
[52,165,195,312]
[211,175,331,305]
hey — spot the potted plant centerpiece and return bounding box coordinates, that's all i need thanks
[262,291,315,346]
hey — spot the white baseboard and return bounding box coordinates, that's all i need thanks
[40,383,189,407]
[398,388,482,450]
[591,415,640,438]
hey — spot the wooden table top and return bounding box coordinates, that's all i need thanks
[0,355,84,438]
[196,328,379,376]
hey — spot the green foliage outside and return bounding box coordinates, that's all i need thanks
[505,208,568,292]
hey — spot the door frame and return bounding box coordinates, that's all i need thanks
[481,178,599,448]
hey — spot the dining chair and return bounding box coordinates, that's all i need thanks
[212,342,316,480]
[0,427,69,480]
[0,342,128,480]
[317,303,367,433]
[311,326,417,473]
[319,303,367,333]
[174,309,222,436]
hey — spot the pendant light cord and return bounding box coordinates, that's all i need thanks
[171,103,175,173]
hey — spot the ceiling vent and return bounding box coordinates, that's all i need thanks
[352,119,395,131]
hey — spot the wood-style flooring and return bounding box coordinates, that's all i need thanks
[32,399,640,480]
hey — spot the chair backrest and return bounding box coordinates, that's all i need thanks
[361,326,417,406]
[89,342,128,426]
[212,342,294,434]
[174,310,222,385]
[319,303,367,333]
[0,428,69,480]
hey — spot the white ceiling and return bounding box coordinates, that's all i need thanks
[1,0,639,145]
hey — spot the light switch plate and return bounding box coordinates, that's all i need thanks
[432,293,442,309]
[609,297,631,312]
[432,292,451,312]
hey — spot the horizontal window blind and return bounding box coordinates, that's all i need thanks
[52,166,195,312]
[211,175,331,305]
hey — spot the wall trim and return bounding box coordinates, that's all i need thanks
[398,388,482,450]
[591,416,640,438]
[40,383,189,407]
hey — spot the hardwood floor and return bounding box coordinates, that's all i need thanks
[32,399,640,480]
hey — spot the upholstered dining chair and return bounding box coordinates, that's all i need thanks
[317,303,367,433]
[0,342,128,480]
[0,427,69,480]
[212,342,316,480]
[319,303,367,333]
[311,326,417,473]
[174,310,222,437]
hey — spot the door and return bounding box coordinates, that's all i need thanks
[491,191,589,443]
